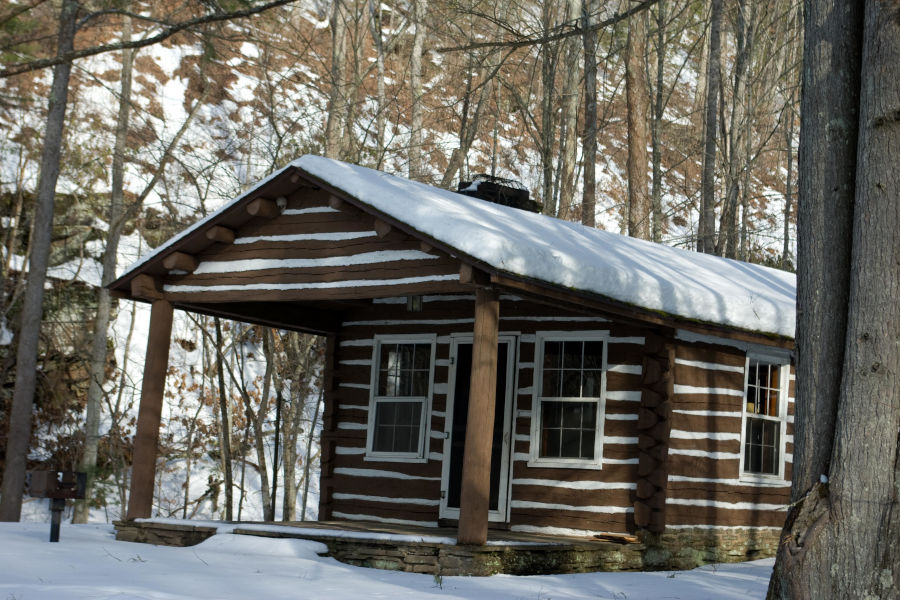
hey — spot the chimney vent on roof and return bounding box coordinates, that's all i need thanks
[457,174,543,213]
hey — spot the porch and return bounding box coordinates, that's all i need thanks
[113,518,645,576]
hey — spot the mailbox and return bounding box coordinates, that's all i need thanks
[27,471,87,500]
[26,470,87,542]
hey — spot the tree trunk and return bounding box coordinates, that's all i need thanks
[768,1,899,598]
[557,0,581,218]
[717,0,752,258]
[0,0,78,522]
[367,0,386,166]
[539,1,557,214]
[649,0,666,243]
[73,11,135,525]
[324,0,347,159]
[625,2,651,240]
[300,388,323,521]
[408,0,428,179]
[581,0,598,227]
[697,0,722,253]
[214,319,234,521]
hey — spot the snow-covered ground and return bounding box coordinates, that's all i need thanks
[0,522,774,599]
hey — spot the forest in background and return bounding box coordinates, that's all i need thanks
[0,0,801,523]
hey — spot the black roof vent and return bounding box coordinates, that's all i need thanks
[457,174,543,213]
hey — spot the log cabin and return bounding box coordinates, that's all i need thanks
[109,155,796,565]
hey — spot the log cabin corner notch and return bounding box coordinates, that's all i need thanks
[108,155,797,564]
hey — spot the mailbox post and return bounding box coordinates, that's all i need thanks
[27,471,86,542]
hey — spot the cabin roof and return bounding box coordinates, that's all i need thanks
[112,155,796,339]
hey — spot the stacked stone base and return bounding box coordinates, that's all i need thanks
[640,527,781,570]
[113,521,779,575]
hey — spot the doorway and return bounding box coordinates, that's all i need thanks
[440,335,516,522]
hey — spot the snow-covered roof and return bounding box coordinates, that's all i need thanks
[121,155,797,338]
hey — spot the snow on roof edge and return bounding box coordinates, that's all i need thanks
[114,155,796,339]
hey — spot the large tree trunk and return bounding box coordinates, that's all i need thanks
[73,11,134,525]
[697,0,722,253]
[0,0,78,522]
[625,2,651,240]
[408,0,428,179]
[580,0,598,227]
[767,1,899,598]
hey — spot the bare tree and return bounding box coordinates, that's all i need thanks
[697,0,722,253]
[0,0,78,522]
[625,1,651,239]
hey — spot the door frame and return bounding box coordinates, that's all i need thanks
[439,333,517,522]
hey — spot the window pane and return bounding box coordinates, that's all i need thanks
[540,400,597,459]
[542,401,562,427]
[561,371,581,397]
[372,401,422,453]
[562,403,582,428]
[582,370,603,397]
[543,341,562,370]
[583,341,604,369]
[563,341,583,369]
[560,429,581,456]
[580,430,596,459]
[542,428,561,457]
[377,342,431,398]
[542,370,560,397]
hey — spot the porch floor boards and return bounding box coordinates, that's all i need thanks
[114,519,645,576]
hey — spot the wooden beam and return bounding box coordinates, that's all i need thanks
[457,288,500,545]
[130,274,162,300]
[126,299,174,519]
[206,225,235,244]
[460,263,491,287]
[162,251,198,273]
[247,197,280,218]
[328,195,344,211]
[419,241,434,253]
[373,219,392,238]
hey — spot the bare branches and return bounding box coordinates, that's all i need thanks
[437,0,660,53]
[0,0,298,78]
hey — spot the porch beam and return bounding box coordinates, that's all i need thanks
[457,287,500,545]
[126,299,174,520]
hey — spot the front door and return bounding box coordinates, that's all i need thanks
[440,335,515,522]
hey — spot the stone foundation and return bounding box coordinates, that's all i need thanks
[113,520,780,575]
[114,520,217,547]
[640,527,782,570]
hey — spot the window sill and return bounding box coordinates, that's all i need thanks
[739,472,787,486]
[526,457,604,470]
[364,453,429,464]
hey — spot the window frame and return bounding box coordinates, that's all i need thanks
[739,350,790,482]
[528,331,609,470]
[364,334,436,463]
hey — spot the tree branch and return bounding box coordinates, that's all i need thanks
[437,0,660,53]
[0,0,297,78]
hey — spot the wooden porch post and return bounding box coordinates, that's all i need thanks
[457,288,499,545]
[126,299,174,520]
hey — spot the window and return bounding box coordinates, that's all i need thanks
[530,333,608,467]
[741,354,789,478]
[366,336,434,460]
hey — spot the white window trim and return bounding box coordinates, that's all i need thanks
[365,334,436,463]
[528,331,609,470]
[739,349,790,483]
